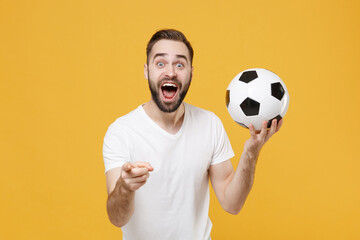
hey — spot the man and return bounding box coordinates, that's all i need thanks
[103,29,282,239]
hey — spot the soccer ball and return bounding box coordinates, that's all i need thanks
[226,68,289,131]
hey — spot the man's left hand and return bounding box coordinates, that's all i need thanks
[243,119,283,158]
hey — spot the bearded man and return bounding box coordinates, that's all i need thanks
[103,29,282,240]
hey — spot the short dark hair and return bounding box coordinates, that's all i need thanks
[146,29,194,65]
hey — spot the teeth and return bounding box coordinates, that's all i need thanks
[162,83,176,87]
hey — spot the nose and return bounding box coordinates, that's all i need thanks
[164,65,176,79]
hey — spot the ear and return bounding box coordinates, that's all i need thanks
[144,64,148,80]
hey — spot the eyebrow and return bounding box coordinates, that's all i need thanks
[152,53,189,63]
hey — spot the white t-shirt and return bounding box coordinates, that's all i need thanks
[103,103,234,240]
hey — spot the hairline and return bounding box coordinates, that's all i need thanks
[147,39,192,65]
[146,29,194,65]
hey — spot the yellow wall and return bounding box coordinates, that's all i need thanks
[1,0,359,239]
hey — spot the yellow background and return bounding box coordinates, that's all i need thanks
[1,0,359,239]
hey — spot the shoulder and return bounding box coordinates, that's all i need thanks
[185,102,221,123]
[185,102,216,118]
[105,105,144,135]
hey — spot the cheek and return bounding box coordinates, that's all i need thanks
[148,68,162,80]
[181,70,192,81]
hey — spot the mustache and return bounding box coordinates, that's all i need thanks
[158,78,182,88]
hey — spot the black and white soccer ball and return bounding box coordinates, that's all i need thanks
[226,68,289,130]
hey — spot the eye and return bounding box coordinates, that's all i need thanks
[157,62,165,67]
[176,63,184,68]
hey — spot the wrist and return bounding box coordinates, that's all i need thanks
[243,148,260,160]
[240,149,259,170]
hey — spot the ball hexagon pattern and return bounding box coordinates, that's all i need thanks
[226,68,289,130]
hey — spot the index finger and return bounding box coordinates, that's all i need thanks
[130,167,151,177]
[133,162,154,172]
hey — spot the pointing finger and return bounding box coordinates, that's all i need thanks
[131,167,150,177]
[133,162,154,171]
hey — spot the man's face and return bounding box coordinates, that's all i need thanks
[145,39,193,113]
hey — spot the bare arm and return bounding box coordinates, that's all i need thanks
[210,119,283,215]
[106,162,153,227]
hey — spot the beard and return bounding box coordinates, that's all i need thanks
[147,72,192,113]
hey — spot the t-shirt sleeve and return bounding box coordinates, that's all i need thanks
[211,113,235,165]
[102,122,131,174]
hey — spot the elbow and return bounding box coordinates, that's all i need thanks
[113,223,122,228]
[222,202,244,215]
[109,218,124,228]
[107,209,127,228]
[224,207,242,215]
[107,209,128,228]
[106,202,128,228]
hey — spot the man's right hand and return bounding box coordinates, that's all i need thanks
[106,162,153,227]
[119,162,154,192]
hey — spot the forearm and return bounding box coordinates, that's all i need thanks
[223,150,259,214]
[106,179,135,227]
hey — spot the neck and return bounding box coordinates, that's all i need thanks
[143,99,185,135]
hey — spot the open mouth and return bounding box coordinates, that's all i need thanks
[161,82,179,100]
